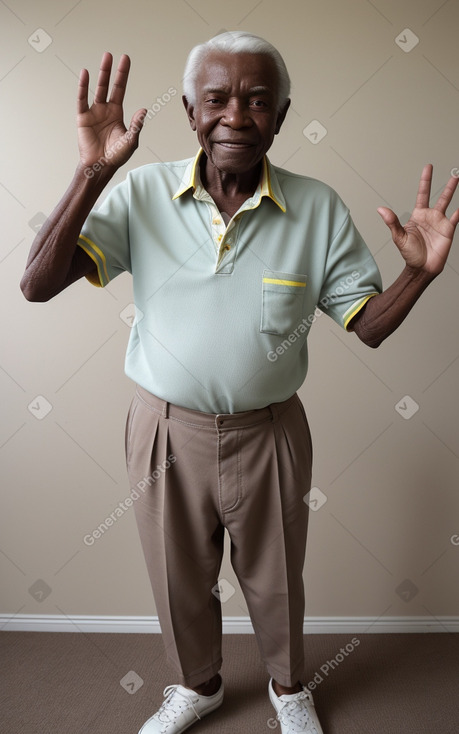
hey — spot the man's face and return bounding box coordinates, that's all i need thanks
[183,51,290,175]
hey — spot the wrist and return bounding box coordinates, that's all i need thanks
[403,264,437,289]
[75,160,118,190]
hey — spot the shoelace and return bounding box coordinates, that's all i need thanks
[276,691,318,734]
[156,685,202,727]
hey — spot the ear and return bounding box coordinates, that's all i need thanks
[275,98,291,135]
[182,95,197,131]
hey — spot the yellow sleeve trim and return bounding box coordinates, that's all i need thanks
[84,269,103,287]
[344,293,378,330]
[77,235,109,287]
[263,277,306,287]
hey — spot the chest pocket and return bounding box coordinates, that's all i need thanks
[260,270,307,335]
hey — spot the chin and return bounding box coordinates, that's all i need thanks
[210,151,260,174]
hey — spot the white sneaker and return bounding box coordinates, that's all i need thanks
[138,680,224,733]
[268,679,324,734]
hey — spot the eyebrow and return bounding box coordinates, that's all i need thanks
[248,86,272,95]
[201,85,273,96]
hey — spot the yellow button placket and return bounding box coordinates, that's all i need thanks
[209,205,239,270]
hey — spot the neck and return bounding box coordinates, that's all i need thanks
[200,154,262,201]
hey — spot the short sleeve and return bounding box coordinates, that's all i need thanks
[77,179,131,287]
[318,207,382,330]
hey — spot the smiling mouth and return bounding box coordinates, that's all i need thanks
[216,141,254,148]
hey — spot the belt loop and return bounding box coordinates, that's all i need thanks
[162,400,169,419]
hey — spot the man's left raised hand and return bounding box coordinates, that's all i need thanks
[377,164,459,278]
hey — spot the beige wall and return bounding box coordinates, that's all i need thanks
[1,0,459,623]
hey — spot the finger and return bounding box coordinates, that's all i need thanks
[94,51,113,104]
[108,54,131,106]
[450,207,459,228]
[377,207,406,247]
[77,68,89,114]
[434,174,459,215]
[414,163,433,210]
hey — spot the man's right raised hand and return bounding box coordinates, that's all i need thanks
[20,52,147,301]
[77,52,147,176]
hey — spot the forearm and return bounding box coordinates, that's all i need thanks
[20,163,115,301]
[351,266,436,348]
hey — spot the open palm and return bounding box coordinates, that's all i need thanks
[377,165,459,276]
[77,52,146,171]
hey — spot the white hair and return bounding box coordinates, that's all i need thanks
[183,31,291,110]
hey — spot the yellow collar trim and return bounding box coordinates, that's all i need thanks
[172,149,286,212]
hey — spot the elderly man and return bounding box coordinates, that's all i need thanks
[21,31,458,734]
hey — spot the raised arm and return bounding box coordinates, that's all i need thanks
[351,165,459,347]
[20,52,146,301]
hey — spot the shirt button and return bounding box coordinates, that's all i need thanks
[217,234,223,242]
[213,218,222,225]
[224,245,231,251]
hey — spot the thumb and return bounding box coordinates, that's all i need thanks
[127,107,148,142]
[377,206,407,247]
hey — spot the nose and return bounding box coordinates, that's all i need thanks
[221,98,252,128]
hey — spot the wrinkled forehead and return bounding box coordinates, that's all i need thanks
[194,51,279,97]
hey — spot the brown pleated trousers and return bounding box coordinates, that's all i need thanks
[125,386,312,688]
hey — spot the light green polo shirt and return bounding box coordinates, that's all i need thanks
[77,150,382,413]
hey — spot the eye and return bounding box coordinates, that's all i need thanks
[250,99,268,108]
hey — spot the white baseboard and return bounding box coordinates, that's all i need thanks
[1,614,458,634]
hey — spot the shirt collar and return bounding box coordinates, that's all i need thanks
[172,149,286,213]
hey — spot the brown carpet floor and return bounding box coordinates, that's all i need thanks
[1,631,459,733]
